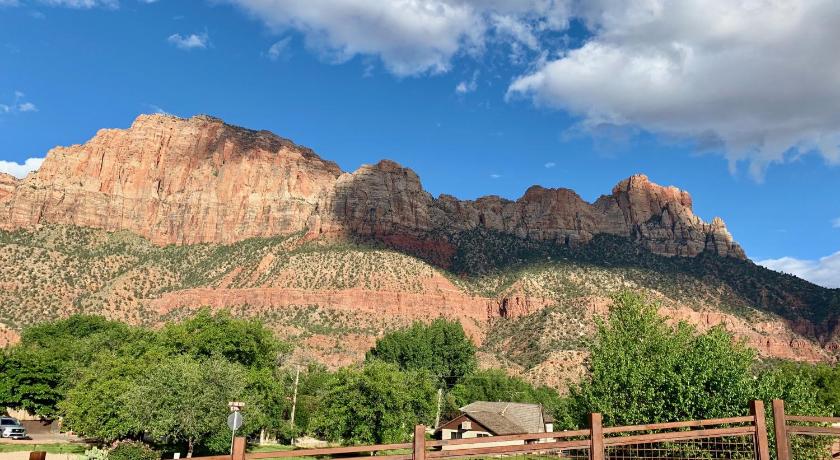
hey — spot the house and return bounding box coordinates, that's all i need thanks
[435,401,554,450]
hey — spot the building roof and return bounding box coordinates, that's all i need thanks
[454,401,550,435]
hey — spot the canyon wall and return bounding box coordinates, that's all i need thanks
[0,114,745,261]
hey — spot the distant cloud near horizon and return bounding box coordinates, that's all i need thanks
[0,158,44,179]
[758,252,840,289]
[167,32,209,50]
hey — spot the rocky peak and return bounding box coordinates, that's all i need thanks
[0,114,745,261]
[0,173,18,203]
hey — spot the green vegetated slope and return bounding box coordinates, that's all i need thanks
[0,225,838,373]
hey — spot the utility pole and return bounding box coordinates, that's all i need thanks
[289,365,301,434]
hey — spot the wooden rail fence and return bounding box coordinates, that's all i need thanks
[194,400,776,460]
[772,398,840,460]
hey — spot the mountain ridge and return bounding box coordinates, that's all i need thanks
[1,113,836,391]
[0,113,745,266]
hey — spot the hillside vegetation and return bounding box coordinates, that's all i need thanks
[0,225,837,384]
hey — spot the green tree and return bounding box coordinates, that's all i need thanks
[313,361,436,444]
[367,318,476,388]
[0,315,149,417]
[124,355,249,457]
[159,309,290,370]
[60,352,156,442]
[568,292,758,426]
[0,348,63,417]
[446,369,563,421]
[289,364,333,438]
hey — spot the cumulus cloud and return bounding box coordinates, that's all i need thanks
[0,158,44,179]
[508,0,840,180]
[544,161,556,168]
[167,32,209,50]
[758,252,840,289]
[225,0,571,76]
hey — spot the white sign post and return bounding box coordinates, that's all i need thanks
[228,402,245,455]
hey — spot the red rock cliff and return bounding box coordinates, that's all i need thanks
[0,114,745,260]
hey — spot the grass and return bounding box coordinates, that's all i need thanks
[0,443,88,453]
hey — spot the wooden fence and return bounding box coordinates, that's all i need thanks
[772,398,840,460]
[195,400,773,460]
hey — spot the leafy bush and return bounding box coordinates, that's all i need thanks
[108,441,158,460]
[82,447,108,460]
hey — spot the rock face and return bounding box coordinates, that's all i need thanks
[0,115,341,245]
[0,173,17,203]
[0,114,745,260]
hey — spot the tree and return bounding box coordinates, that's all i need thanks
[367,318,476,388]
[0,315,150,417]
[158,309,290,370]
[0,348,63,417]
[446,369,563,421]
[124,355,249,457]
[312,361,436,444]
[60,352,154,442]
[568,292,758,426]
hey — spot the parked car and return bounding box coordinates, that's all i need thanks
[0,416,27,439]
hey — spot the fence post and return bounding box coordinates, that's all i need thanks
[589,413,604,460]
[414,424,426,460]
[231,436,246,460]
[773,399,791,460]
[28,453,46,460]
[751,400,771,460]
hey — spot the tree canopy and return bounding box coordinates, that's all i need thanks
[366,318,476,388]
[312,361,437,444]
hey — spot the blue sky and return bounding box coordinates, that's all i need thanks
[0,0,839,287]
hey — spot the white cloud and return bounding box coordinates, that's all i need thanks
[17,102,37,112]
[267,37,291,61]
[0,0,21,6]
[0,91,37,115]
[508,0,840,181]
[167,32,209,50]
[39,0,118,8]
[455,70,479,94]
[0,157,44,179]
[490,173,501,179]
[832,218,840,229]
[758,251,840,289]
[225,0,571,76]
[544,161,556,168]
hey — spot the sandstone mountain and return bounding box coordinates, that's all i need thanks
[0,114,836,391]
[0,114,744,265]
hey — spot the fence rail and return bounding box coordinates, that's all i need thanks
[191,400,777,460]
[772,398,840,460]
